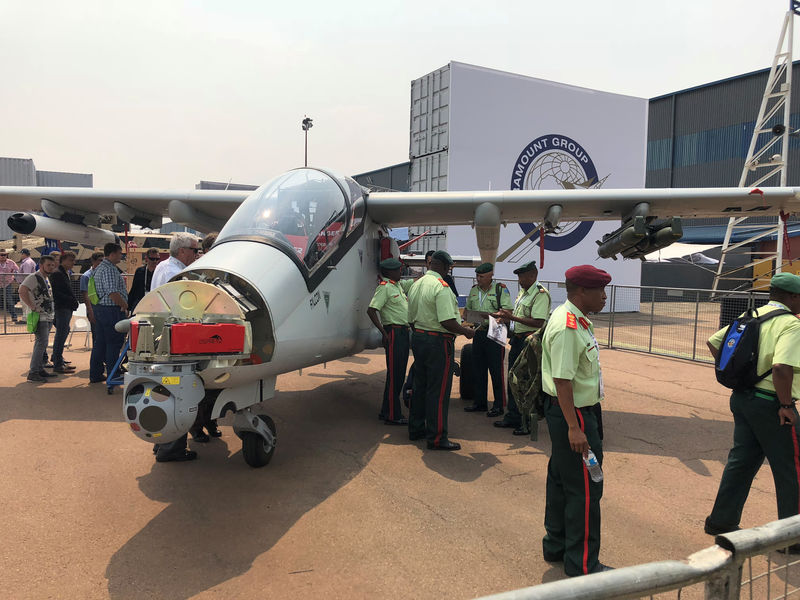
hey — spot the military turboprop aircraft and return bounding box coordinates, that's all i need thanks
[1,167,798,467]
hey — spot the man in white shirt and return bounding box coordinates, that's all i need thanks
[151,232,200,290]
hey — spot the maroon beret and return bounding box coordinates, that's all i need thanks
[565,265,612,288]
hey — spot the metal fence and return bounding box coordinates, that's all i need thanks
[477,514,800,600]
[452,277,771,365]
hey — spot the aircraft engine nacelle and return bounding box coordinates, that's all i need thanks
[7,212,118,246]
[596,216,683,260]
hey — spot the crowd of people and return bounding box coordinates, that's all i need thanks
[368,253,800,577]
[2,232,210,388]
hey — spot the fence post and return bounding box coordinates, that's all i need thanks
[704,562,741,600]
[2,286,6,334]
[608,285,616,348]
[692,290,700,361]
[648,287,656,353]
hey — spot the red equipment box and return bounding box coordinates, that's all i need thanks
[169,323,246,354]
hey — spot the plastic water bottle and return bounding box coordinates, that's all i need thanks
[583,449,603,483]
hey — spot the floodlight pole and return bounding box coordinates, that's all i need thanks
[302,116,313,167]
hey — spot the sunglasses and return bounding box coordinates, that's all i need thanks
[147,256,160,261]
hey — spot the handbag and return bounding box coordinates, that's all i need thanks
[26,311,39,333]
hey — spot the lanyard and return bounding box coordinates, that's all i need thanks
[477,288,490,308]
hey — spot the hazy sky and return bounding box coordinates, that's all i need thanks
[1,1,796,189]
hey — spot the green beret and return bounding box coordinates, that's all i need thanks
[431,250,453,265]
[770,272,800,294]
[379,258,402,270]
[475,262,493,274]
[513,261,538,275]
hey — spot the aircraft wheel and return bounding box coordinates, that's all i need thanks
[242,415,277,468]
[459,343,474,400]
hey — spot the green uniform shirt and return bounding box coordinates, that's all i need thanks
[466,281,512,326]
[408,270,461,333]
[511,281,551,334]
[542,300,603,407]
[368,277,414,325]
[709,302,800,398]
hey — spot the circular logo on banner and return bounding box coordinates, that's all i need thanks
[510,134,602,251]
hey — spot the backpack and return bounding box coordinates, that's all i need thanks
[87,274,99,305]
[715,307,792,390]
[508,320,548,440]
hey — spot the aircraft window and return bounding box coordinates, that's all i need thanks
[346,178,365,234]
[217,169,348,270]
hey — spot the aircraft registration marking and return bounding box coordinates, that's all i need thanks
[162,376,180,385]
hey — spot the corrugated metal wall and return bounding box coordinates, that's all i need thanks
[36,170,93,188]
[410,64,450,192]
[352,162,410,192]
[646,62,800,189]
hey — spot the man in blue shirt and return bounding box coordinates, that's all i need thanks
[89,243,128,383]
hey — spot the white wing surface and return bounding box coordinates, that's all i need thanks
[0,186,250,221]
[366,187,800,226]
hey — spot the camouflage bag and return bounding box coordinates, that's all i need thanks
[508,321,548,440]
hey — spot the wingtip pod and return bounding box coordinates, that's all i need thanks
[7,212,118,246]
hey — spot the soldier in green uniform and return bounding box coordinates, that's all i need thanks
[704,272,800,541]
[464,262,513,415]
[367,258,414,425]
[541,264,612,577]
[407,250,475,450]
[494,261,551,432]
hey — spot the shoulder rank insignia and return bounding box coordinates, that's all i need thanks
[566,312,577,330]
[379,281,387,286]
[438,278,449,287]
[538,284,547,293]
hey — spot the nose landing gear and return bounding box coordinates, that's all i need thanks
[234,408,277,468]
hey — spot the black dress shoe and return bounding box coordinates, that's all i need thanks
[427,440,461,451]
[493,420,516,428]
[191,432,210,443]
[385,417,409,425]
[542,550,564,563]
[486,408,504,417]
[704,516,740,536]
[567,563,614,577]
[38,370,58,378]
[512,427,529,436]
[89,378,106,383]
[777,543,800,554]
[464,405,488,412]
[409,432,426,441]
[53,366,76,373]
[206,425,223,437]
[156,450,198,463]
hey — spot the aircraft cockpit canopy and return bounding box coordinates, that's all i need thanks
[218,168,364,272]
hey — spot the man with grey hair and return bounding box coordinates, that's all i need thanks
[151,232,199,289]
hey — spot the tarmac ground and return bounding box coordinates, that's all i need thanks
[0,333,794,599]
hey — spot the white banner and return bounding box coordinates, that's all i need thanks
[443,62,647,310]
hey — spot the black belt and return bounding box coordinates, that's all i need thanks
[386,324,409,329]
[412,327,455,339]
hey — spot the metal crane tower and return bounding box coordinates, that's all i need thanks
[712,1,800,294]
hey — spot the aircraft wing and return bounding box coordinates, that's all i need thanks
[0,186,251,230]
[366,187,800,226]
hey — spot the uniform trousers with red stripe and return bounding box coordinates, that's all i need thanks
[707,387,800,531]
[542,395,603,577]
[470,328,506,411]
[409,330,455,445]
[380,325,410,420]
